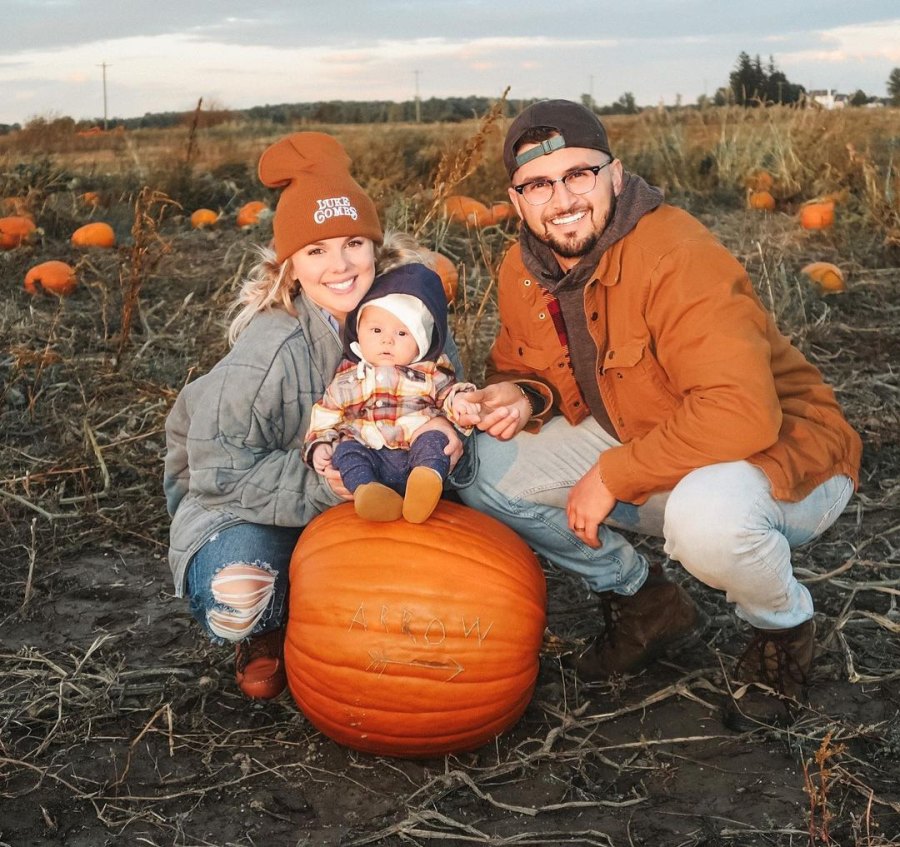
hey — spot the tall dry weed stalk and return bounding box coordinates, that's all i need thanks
[115,187,179,368]
[802,732,847,845]
[413,87,509,238]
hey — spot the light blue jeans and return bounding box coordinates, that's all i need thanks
[457,416,854,630]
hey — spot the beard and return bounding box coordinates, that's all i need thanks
[527,194,618,260]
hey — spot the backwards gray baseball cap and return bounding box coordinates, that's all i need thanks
[503,99,613,179]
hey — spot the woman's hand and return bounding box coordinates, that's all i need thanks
[412,416,464,469]
[464,382,532,441]
[322,465,353,501]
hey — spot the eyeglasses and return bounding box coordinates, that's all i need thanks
[513,161,612,206]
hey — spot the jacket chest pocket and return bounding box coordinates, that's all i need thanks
[603,341,681,424]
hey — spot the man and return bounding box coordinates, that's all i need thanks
[459,99,861,699]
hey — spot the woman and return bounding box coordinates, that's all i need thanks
[163,132,464,699]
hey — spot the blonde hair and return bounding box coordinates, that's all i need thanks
[227,230,432,345]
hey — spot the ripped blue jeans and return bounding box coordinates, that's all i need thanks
[186,523,302,644]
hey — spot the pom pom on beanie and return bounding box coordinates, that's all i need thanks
[257,132,382,262]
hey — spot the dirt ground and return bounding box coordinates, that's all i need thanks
[2,204,899,847]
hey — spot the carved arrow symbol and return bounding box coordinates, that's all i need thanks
[366,651,464,681]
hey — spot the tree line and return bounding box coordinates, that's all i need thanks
[3,57,899,136]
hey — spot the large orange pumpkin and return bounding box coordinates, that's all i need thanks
[799,200,835,230]
[236,200,268,228]
[0,215,37,250]
[190,208,219,229]
[444,195,491,228]
[285,501,547,758]
[24,260,78,297]
[71,221,116,248]
[424,250,459,304]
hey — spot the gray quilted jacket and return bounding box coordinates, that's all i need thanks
[163,294,465,596]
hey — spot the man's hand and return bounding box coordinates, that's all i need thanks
[566,463,616,549]
[310,442,334,475]
[411,416,464,469]
[463,382,532,441]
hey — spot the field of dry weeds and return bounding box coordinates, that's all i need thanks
[1,107,899,846]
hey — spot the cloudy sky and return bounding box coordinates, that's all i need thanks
[2,0,899,125]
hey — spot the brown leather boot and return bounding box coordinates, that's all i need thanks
[734,619,816,700]
[235,628,286,700]
[573,563,705,680]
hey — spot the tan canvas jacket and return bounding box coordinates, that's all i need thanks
[487,204,861,505]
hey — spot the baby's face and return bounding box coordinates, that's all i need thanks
[356,305,420,366]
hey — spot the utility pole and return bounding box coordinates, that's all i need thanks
[97,61,110,129]
[414,70,421,123]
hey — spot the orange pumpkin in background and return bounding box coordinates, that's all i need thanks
[71,221,116,248]
[799,200,835,230]
[24,260,78,297]
[1,196,31,216]
[444,195,492,227]
[80,191,101,208]
[488,200,517,225]
[424,250,459,304]
[748,190,776,211]
[0,215,37,250]
[190,208,219,229]
[800,261,845,294]
[284,501,547,758]
[236,200,268,228]
[744,169,774,192]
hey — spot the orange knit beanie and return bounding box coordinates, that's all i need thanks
[257,132,382,262]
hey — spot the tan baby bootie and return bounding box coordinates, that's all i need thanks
[354,482,403,522]
[402,467,443,524]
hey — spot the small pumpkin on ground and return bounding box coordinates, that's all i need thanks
[423,250,459,304]
[799,200,835,231]
[285,500,547,758]
[488,200,517,225]
[800,261,845,294]
[444,195,492,227]
[748,190,776,211]
[236,201,268,228]
[80,191,101,208]
[190,208,219,229]
[24,260,78,297]
[71,221,116,248]
[744,170,774,192]
[0,215,37,250]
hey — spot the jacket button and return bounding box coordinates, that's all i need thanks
[590,311,598,321]
[538,312,546,320]
[524,279,532,286]
[573,401,581,407]
[518,346,525,355]
[608,350,615,360]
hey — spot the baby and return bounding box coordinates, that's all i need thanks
[304,263,478,523]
